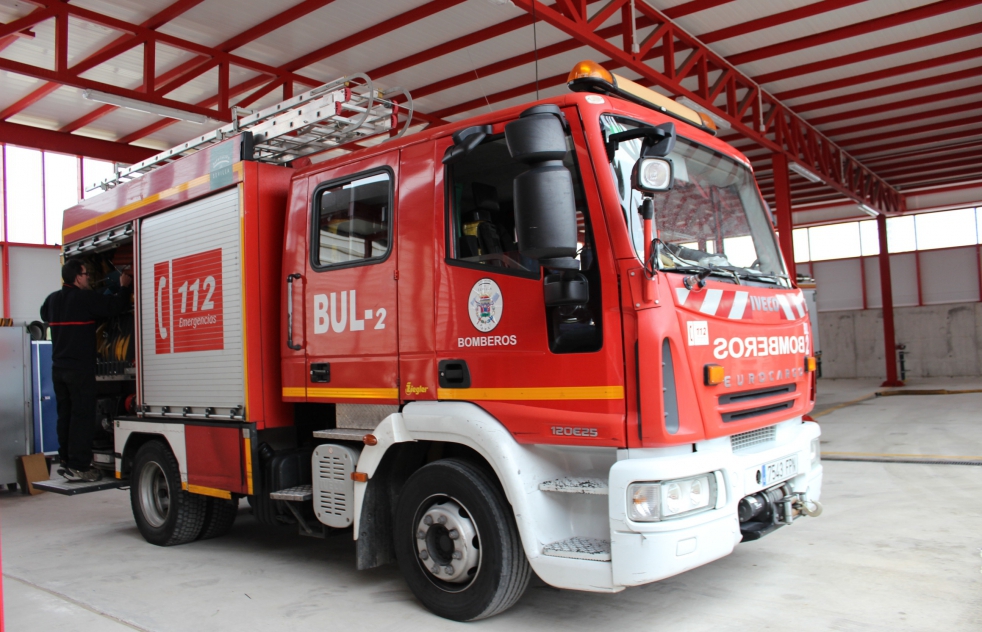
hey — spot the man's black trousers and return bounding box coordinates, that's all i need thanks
[52,368,97,470]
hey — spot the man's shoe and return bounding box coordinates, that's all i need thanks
[68,467,102,482]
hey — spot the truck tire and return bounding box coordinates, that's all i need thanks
[394,459,531,621]
[130,440,206,546]
[198,497,239,540]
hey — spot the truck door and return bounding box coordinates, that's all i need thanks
[434,114,625,445]
[303,153,400,405]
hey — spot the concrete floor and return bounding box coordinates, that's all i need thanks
[2,377,981,631]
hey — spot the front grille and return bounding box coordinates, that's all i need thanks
[722,400,793,423]
[731,426,776,452]
[718,384,795,405]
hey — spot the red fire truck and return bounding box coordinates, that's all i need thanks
[44,61,822,621]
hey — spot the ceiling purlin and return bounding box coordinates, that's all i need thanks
[838,114,982,149]
[808,85,982,126]
[824,101,981,136]
[774,48,982,102]
[754,21,982,86]
[726,0,982,67]
[792,66,982,114]
[114,0,469,145]
[851,128,982,157]
[0,0,209,123]
[698,0,871,45]
[0,5,46,54]
[57,0,342,133]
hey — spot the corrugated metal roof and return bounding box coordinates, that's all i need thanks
[0,0,978,220]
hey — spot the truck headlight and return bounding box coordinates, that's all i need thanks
[809,438,821,468]
[628,474,717,522]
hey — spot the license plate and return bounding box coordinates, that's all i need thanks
[759,455,797,486]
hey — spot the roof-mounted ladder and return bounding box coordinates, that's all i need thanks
[92,73,412,191]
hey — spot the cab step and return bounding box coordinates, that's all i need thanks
[269,484,312,502]
[541,537,611,561]
[312,428,372,442]
[538,478,608,495]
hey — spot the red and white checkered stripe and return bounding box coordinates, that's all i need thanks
[675,287,807,320]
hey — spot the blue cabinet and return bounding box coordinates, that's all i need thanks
[31,341,58,454]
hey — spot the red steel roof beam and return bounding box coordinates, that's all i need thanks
[837,114,982,149]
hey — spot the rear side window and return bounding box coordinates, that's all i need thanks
[313,171,391,268]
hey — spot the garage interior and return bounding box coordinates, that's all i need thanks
[0,0,979,629]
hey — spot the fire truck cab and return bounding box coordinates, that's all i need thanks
[51,62,822,621]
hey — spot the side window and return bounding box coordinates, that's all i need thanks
[313,171,391,268]
[447,134,602,353]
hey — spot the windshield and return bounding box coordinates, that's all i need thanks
[602,115,788,286]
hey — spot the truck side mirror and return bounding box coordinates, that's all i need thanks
[443,125,493,165]
[505,105,578,270]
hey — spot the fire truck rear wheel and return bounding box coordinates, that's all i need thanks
[130,440,207,546]
[198,497,239,540]
[394,459,531,621]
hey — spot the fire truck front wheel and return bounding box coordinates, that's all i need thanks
[394,459,531,621]
[130,440,207,546]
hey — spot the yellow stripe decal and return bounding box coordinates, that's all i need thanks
[186,484,233,500]
[307,387,400,399]
[438,386,625,401]
[244,436,254,496]
[63,174,212,239]
[282,387,307,398]
[62,163,245,239]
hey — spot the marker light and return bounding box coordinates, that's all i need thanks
[568,60,716,135]
[704,364,725,386]
[804,356,817,372]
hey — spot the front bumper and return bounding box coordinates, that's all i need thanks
[607,419,822,587]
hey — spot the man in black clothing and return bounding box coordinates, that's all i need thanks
[40,259,132,481]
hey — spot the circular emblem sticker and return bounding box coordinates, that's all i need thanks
[468,278,503,333]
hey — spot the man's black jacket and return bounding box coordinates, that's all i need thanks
[40,284,132,372]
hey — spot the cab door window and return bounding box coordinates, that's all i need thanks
[446,134,602,353]
[313,170,392,269]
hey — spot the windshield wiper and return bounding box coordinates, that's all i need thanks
[720,267,790,286]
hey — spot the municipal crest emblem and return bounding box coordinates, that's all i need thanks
[468,278,502,333]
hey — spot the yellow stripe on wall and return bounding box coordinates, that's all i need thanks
[438,386,625,401]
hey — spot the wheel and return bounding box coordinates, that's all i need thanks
[394,459,531,621]
[130,441,206,546]
[198,497,239,540]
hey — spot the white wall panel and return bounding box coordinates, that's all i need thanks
[813,259,863,312]
[863,253,920,309]
[919,247,980,305]
[139,187,243,412]
[8,246,62,324]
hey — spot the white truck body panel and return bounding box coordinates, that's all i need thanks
[138,186,245,415]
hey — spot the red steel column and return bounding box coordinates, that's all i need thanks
[877,213,903,386]
[770,153,797,282]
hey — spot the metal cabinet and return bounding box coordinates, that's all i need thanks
[31,341,58,454]
[0,328,33,486]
